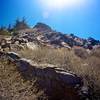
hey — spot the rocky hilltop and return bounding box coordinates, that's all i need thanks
[0,20,100,100]
[0,19,100,50]
[10,21,100,50]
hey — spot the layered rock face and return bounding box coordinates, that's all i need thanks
[0,51,88,100]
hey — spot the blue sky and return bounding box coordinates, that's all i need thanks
[0,0,100,40]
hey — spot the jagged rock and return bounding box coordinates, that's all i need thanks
[7,52,83,88]
[6,52,20,63]
[0,51,89,100]
[26,42,38,50]
[33,22,52,33]
[11,22,100,49]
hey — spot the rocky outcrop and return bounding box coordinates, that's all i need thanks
[0,51,89,100]
[33,22,52,33]
[11,22,100,50]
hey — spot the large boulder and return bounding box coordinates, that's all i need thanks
[0,51,88,100]
[15,58,83,100]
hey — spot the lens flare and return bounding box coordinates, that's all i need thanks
[39,0,86,10]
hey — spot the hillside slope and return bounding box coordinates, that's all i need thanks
[11,22,100,49]
[0,51,86,100]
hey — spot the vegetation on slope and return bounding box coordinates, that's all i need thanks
[17,47,100,100]
[0,56,48,100]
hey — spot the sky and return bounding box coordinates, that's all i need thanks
[0,0,100,40]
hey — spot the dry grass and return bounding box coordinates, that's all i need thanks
[73,48,89,59]
[0,59,47,100]
[71,49,100,100]
[0,46,100,99]
[85,51,100,100]
[18,47,81,70]
[16,46,100,99]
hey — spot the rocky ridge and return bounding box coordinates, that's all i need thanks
[11,22,100,50]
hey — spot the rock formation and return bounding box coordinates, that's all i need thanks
[11,22,100,50]
[0,51,89,100]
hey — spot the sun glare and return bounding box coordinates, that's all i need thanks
[39,0,85,10]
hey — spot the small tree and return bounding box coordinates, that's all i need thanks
[14,18,29,31]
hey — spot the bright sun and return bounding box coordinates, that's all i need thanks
[39,0,85,10]
[38,0,87,19]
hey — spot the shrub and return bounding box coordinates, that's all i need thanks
[74,48,89,59]
[0,29,11,36]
